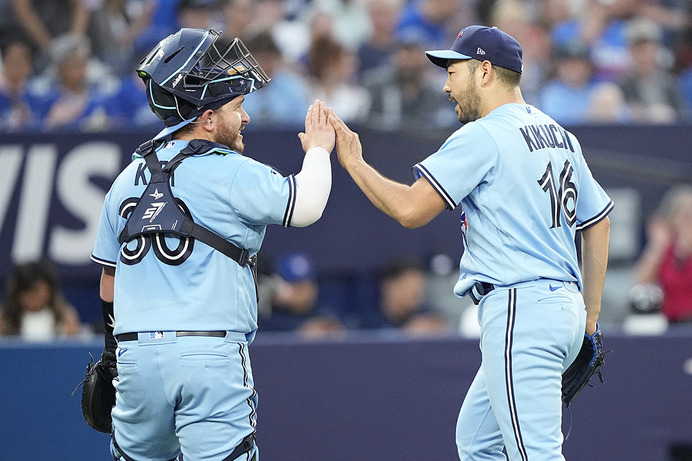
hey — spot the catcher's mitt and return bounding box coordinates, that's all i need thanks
[562,326,610,406]
[76,351,117,433]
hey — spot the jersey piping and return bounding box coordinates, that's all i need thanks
[91,254,117,268]
[576,200,614,231]
[412,163,456,210]
[282,174,297,227]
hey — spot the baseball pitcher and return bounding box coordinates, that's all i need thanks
[328,25,612,460]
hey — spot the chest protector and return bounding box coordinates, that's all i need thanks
[117,139,252,267]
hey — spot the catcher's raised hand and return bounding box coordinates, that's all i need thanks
[298,99,335,154]
[328,111,363,169]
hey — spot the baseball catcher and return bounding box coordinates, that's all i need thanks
[85,24,335,460]
[561,325,610,405]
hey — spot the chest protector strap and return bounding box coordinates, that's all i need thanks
[117,139,251,267]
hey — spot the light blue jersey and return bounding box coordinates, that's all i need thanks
[92,139,296,337]
[413,103,613,297]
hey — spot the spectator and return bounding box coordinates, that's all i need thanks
[396,0,463,50]
[218,0,256,41]
[86,0,156,76]
[539,39,629,125]
[176,0,218,30]
[299,0,372,52]
[359,258,449,335]
[305,35,370,124]
[363,36,454,131]
[302,6,336,49]
[490,0,552,105]
[357,0,404,80]
[637,0,689,49]
[549,0,633,83]
[677,6,692,114]
[130,0,183,60]
[241,32,311,128]
[11,0,90,70]
[25,34,117,132]
[587,81,631,123]
[0,35,37,132]
[536,0,575,33]
[633,185,692,324]
[260,252,345,339]
[237,0,310,65]
[103,66,161,131]
[618,16,688,123]
[425,252,475,335]
[0,259,82,341]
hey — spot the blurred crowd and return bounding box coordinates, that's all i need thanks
[1,0,692,134]
[1,0,691,342]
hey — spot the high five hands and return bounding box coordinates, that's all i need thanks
[298,100,363,169]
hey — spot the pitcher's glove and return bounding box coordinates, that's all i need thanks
[562,326,610,406]
[77,350,117,433]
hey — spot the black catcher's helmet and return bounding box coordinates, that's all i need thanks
[137,28,270,133]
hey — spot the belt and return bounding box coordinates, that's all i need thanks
[469,282,495,305]
[116,331,226,342]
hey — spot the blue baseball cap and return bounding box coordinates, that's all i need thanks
[277,253,316,282]
[425,25,523,74]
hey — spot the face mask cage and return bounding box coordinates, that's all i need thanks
[138,29,272,126]
[185,36,270,100]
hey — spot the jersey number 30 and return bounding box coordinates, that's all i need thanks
[537,160,577,228]
[118,197,195,266]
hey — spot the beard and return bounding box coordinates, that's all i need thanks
[216,121,244,153]
[453,80,482,124]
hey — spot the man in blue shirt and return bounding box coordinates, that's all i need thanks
[329,25,612,460]
[91,28,335,461]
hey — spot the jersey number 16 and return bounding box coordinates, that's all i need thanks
[537,160,577,229]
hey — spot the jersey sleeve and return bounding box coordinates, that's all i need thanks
[230,157,296,227]
[412,123,497,210]
[571,137,614,231]
[91,188,121,267]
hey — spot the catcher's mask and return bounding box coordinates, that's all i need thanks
[137,28,270,139]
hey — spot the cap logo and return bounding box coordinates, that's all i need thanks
[476,47,486,55]
[457,29,464,39]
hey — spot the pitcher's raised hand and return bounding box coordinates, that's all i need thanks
[328,110,363,169]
